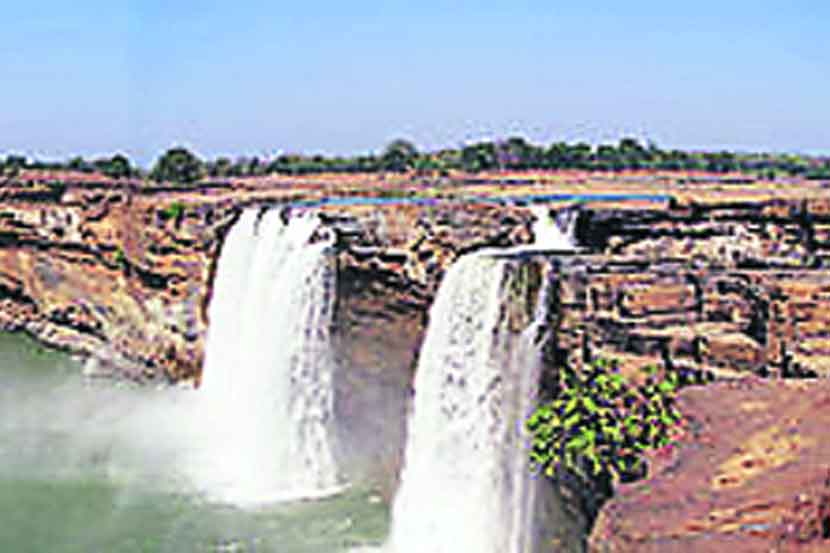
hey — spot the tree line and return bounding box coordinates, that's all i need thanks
[2,137,829,184]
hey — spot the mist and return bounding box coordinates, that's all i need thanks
[0,358,198,492]
[0,336,407,505]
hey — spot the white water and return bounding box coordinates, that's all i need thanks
[189,208,344,506]
[530,204,578,250]
[382,253,549,553]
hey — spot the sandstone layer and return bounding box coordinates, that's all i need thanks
[4,173,830,552]
[0,180,536,381]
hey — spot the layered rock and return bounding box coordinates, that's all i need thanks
[0,183,536,381]
[0,186,238,380]
[6,178,830,385]
[579,197,830,268]
[545,256,830,379]
[5,175,830,551]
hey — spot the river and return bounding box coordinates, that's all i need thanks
[0,332,388,552]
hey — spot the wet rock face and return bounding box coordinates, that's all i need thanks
[330,201,536,381]
[587,379,830,553]
[330,201,534,307]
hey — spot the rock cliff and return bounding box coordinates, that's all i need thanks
[0,184,236,379]
[4,175,830,551]
[0,181,536,382]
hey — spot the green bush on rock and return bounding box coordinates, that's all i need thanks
[114,246,127,267]
[160,201,185,220]
[526,358,684,483]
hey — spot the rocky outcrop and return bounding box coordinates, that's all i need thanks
[0,185,238,380]
[5,178,830,385]
[579,197,830,269]
[546,256,830,379]
[6,175,830,550]
[0,183,536,381]
[588,378,830,552]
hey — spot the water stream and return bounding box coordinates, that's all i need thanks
[379,253,551,553]
[190,208,343,505]
[0,332,387,552]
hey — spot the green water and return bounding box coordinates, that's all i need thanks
[0,332,389,553]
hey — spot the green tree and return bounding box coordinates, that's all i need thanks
[356,154,380,173]
[207,157,233,178]
[704,151,739,173]
[499,136,538,169]
[617,137,649,169]
[381,139,419,172]
[67,156,93,173]
[461,141,498,172]
[543,142,570,169]
[93,153,133,179]
[412,155,448,176]
[595,144,622,171]
[3,155,27,177]
[569,142,593,169]
[150,147,204,183]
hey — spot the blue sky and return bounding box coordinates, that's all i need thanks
[1,1,828,166]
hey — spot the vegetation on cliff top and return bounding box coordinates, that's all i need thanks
[2,137,829,184]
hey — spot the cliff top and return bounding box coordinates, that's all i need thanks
[3,169,830,211]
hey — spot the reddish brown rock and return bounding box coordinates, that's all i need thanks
[545,257,830,378]
[0,187,235,380]
[588,379,830,553]
[0,182,536,381]
[5,173,830,386]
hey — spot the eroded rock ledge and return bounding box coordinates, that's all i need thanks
[0,184,537,381]
[4,179,830,551]
[0,189,226,379]
[4,182,830,386]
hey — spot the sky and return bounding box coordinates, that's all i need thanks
[1,0,828,166]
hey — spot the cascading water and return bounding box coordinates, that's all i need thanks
[383,253,551,553]
[530,204,579,250]
[188,207,344,505]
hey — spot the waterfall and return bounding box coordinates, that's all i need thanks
[530,204,578,250]
[383,253,549,553]
[189,207,344,506]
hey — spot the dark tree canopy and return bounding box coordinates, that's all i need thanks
[94,153,134,179]
[381,139,419,172]
[150,147,204,183]
[2,136,829,184]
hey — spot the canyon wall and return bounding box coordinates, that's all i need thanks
[0,184,237,380]
[4,179,830,550]
[552,257,830,380]
[0,183,535,381]
[6,181,830,383]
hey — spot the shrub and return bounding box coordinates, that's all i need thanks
[526,358,684,483]
[114,246,128,267]
[160,201,185,220]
